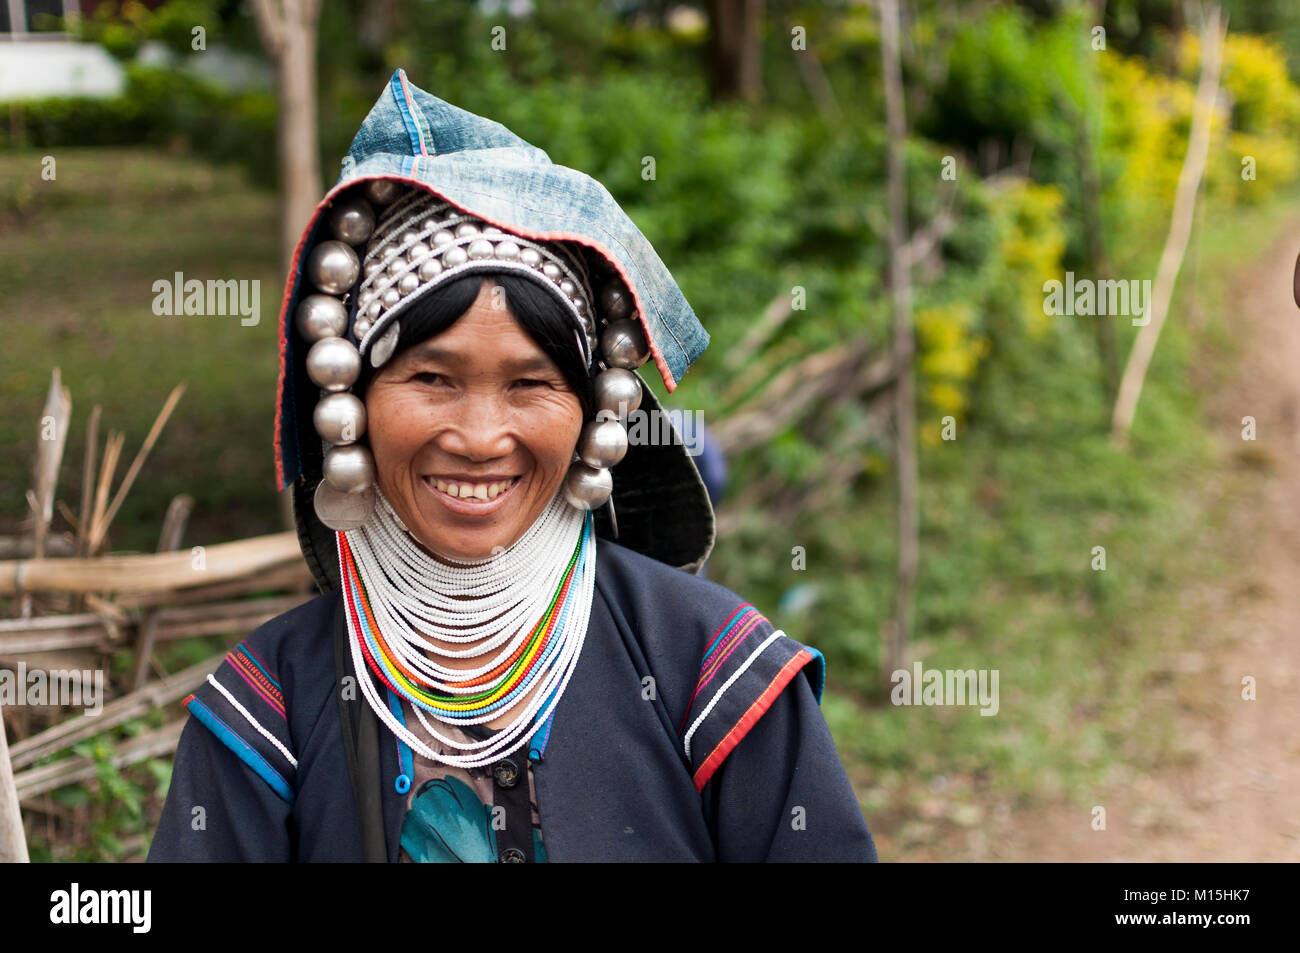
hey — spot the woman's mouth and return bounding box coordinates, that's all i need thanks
[422,475,521,515]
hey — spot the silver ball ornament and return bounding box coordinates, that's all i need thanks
[307,240,361,295]
[577,418,628,469]
[600,283,632,321]
[313,392,367,445]
[594,367,643,416]
[363,179,402,206]
[295,294,349,342]
[306,337,361,392]
[323,444,375,493]
[562,462,613,510]
[328,197,376,246]
[601,319,650,369]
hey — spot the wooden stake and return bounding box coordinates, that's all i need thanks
[1111,7,1226,446]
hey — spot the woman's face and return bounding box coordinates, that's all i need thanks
[364,279,583,562]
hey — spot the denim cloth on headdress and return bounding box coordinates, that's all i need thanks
[275,69,716,590]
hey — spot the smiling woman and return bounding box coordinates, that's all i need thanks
[146,69,877,863]
[361,275,590,562]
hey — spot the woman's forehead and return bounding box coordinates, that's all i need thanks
[393,310,557,370]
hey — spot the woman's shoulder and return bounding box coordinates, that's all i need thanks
[593,538,826,791]
[179,588,343,804]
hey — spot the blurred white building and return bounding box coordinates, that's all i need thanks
[1,0,125,100]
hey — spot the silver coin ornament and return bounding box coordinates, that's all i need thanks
[306,337,361,392]
[295,294,349,342]
[578,417,628,469]
[593,367,642,417]
[314,480,376,531]
[323,443,375,493]
[600,319,650,369]
[370,322,401,368]
[308,240,361,295]
[313,392,367,445]
[328,197,376,246]
[562,462,613,510]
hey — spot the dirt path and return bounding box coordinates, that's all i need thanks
[1000,218,1300,861]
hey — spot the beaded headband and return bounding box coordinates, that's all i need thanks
[294,180,653,534]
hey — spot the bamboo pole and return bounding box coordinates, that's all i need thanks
[15,720,186,800]
[880,0,918,688]
[1111,7,1225,447]
[0,593,313,655]
[0,531,305,596]
[0,707,29,861]
[9,653,222,770]
[131,494,194,690]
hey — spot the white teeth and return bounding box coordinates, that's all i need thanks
[429,477,515,501]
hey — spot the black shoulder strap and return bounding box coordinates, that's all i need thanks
[333,598,389,862]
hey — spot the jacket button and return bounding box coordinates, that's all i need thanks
[493,758,519,789]
[500,847,526,863]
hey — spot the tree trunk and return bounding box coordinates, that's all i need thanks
[706,0,763,103]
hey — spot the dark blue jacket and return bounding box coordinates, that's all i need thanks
[148,539,877,862]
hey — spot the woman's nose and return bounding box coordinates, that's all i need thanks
[436,393,514,460]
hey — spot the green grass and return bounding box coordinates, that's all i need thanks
[0,148,285,552]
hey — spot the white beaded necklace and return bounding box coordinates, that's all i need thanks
[338,487,594,768]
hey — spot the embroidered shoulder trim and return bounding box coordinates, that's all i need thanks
[678,605,825,793]
[184,640,297,803]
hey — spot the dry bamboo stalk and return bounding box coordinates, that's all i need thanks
[9,653,222,770]
[0,593,313,655]
[115,560,314,609]
[31,368,72,562]
[89,383,186,553]
[0,707,29,861]
[15,720,185,800]
[76,405,101,560]
[724,293,795,373]
[0,531,305,595]
[132,494,194,691]
[87,430,124,557]
[1111,7,1225,446]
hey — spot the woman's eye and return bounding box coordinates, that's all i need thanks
[514,379,548,389]
[414,372,444,384]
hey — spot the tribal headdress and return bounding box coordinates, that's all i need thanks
[275,70,716,590]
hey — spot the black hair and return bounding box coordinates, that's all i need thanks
[356,271,595,418]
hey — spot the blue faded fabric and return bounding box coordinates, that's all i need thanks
[275,69,709,493]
